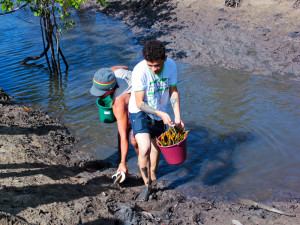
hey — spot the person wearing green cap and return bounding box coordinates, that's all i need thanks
[90,66,139,175]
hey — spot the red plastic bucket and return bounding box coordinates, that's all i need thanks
[156,134,187,165]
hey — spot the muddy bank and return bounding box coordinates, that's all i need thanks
[1,88,300,224]
[89,0,300,81]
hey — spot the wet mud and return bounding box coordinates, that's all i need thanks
[96,0,300,81]
[1,88,299,224]
[1,0,300,224]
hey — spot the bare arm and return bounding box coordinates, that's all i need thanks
[110,66,128,72]
[113,94,130,173]
[135,91,174,126]
[169,86,184,127]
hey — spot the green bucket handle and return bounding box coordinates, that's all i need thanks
[97,99,116,123]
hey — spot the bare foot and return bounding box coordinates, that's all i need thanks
[151,180,158,187]
[151,173,157,181]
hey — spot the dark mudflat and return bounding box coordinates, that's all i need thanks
[98,0,300,81]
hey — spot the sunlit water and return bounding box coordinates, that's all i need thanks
[1,9,299,201]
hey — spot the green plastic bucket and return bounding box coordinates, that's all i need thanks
[97,99,116,123]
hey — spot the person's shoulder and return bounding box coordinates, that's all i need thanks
[114,69,132,78]
[133,60,147,73]
[165,58,177,70]
[114,92,130,105]
[166,57,176,65]
[134,60,146,69]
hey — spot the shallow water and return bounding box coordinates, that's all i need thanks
[1,9,300,201]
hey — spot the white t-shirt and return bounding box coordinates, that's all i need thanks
[112,69,132,102]
[128,58,177,120]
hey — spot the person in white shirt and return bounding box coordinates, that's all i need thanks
[129,40,184,201]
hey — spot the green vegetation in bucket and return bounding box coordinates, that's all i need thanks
[157,124,189,147]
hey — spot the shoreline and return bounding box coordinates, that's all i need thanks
[1,86,300,223]
[1,1,300,223]
[93,0,300,81]
[1,91,299,224]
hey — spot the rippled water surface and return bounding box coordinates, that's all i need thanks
[1,10,300,201]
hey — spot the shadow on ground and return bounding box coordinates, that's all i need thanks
[101,0,185,55]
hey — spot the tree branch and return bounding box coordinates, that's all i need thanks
[59,47,69,70]
[0,4,27,15]
[20,44,50,64]
[40,16,52,73]
[239,198,296,217]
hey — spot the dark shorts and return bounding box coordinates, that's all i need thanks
[129,111,166,139]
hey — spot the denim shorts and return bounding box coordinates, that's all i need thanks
[129,111,166,139]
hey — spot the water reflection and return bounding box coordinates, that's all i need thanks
[47,72,68,114]
[158,123,254,189]
[1,10,300,201]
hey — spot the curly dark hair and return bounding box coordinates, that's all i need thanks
[142,40,166,62]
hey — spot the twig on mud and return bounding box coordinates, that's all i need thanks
[186,0,198,8]
[290,0,299,7]
[239,198,296,217]
[141,211,155,220]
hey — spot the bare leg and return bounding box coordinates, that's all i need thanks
[130,129,139,155]
[150,138,160,181]
[135,133,151,185]
[135,133,152,201]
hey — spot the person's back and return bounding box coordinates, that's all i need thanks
[111,68,132,102]
[90,66,138,175]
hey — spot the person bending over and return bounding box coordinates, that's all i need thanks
[90,66,138,174]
